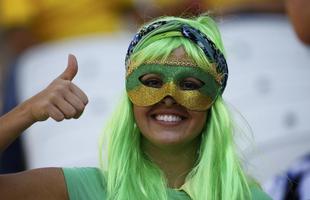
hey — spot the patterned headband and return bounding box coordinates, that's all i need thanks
[125,20,228,92]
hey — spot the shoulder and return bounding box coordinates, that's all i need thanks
[62,167,107,200]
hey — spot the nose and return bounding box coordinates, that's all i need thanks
[161,96,177,107]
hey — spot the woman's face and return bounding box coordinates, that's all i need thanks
[131,47,209,149]
[133,93,207,149]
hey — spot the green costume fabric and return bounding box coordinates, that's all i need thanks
[62,167,271,200]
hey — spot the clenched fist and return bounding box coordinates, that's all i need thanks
[26,54,88,122]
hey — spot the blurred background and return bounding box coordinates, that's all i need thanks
[0,0,309,199]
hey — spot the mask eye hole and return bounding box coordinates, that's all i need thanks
[139,73,163,88]
[179,77,204,90]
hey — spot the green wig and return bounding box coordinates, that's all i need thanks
[100,15,253,200]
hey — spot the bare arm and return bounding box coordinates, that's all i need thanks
[0,168,68,200]
[0,98,36,152]
[0,54,88,199]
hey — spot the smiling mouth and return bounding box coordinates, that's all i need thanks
[151,114,186,124]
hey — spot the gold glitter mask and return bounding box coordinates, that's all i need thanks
[126,63,221,111]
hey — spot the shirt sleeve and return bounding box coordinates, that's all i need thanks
[62,167,107,200]
[250,185,273,200]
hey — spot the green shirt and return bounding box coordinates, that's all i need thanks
[62,167,271,200]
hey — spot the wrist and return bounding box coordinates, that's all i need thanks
[16,99,38,126]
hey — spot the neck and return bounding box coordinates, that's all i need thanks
[142,138,200,188]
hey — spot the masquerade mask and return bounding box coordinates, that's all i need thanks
[125,20,228,111]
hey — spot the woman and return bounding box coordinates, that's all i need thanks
[0,15,271,199]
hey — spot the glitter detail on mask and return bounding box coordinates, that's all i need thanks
[126,63,219,98]
[128,82,214,111]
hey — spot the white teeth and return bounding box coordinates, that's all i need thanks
[155,115,182,122]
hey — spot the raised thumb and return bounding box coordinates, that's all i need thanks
[58,54,78,81]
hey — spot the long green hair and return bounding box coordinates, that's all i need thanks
[100,15,252,200]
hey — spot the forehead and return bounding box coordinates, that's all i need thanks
[170,46,189,58]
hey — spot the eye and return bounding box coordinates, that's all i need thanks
[179,77,204,90]
[139,74,163,88]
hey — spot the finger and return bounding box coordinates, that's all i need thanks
[54,97,77,119]
[73,110,84,119]
[70,83,89,105]
[47,105,65,122]
[58,54,78,81]
[64,92,85,118]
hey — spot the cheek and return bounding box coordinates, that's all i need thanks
[133,105,148,133]
[190,112,208,135]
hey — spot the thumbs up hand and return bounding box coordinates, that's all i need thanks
[26,54,88,122]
